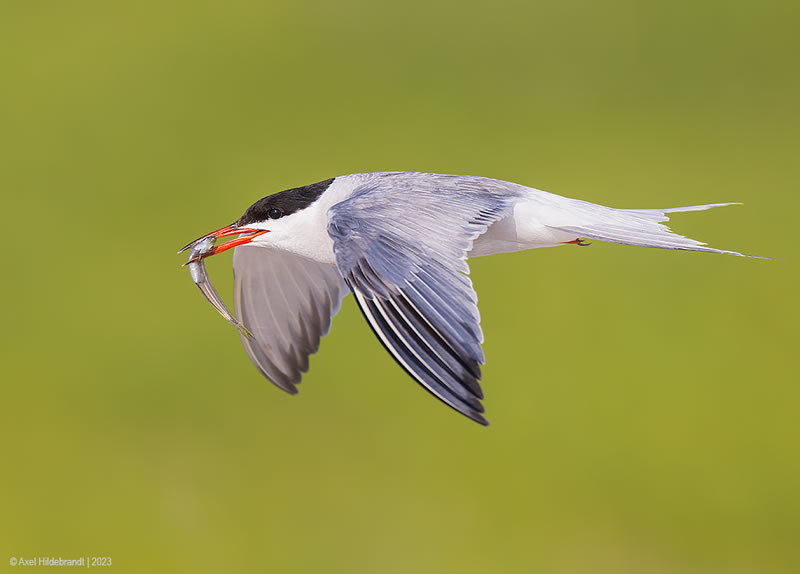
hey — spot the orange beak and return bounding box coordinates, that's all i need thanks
[178,224,269,263]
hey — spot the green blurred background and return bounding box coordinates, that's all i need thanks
[1,1,798,572]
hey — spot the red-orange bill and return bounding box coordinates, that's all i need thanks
[178,225,269,262]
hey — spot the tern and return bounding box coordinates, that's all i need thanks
[180,172,758,425]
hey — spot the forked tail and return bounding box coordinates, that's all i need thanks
[547,202,764,258]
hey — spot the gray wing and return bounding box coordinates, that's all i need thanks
[232,245,348,393]
[327,175,515,424]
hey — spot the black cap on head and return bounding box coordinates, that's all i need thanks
[237,178,335,226]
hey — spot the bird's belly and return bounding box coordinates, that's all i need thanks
[470,204,576,257]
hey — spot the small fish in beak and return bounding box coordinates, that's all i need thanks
[183,234,256,339]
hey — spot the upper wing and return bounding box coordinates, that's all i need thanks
[232,245,348,393]
[327,176,514,424]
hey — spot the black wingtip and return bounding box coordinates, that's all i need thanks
[274,382,299,395]
[474,416,490,426]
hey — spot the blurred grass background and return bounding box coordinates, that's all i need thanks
[1,1,798,572]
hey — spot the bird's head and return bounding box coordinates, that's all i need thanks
[178,178,334,261]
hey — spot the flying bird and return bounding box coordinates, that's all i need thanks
[180,172,757,425]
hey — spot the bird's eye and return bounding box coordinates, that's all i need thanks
[268,208,283,219]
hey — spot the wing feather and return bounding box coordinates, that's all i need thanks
[233,246,347,393]
[328,173,518,423]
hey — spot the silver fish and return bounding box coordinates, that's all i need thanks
[185,236,254,340]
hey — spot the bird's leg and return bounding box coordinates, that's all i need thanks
[563,238,591,246]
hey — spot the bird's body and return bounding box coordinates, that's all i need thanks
[181,172,757,425]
